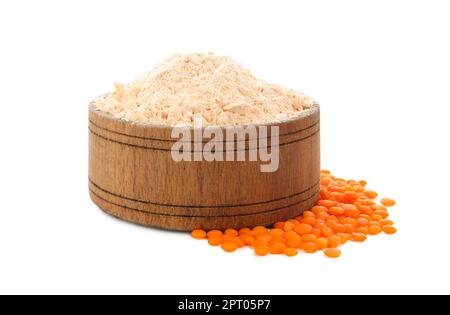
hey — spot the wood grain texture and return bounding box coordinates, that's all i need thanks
[88,103,320,231]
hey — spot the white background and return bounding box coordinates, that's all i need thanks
[1,0,449,295]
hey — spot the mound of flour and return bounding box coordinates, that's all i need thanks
[93,52,313,126]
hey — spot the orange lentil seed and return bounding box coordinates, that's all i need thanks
[284,221,296,231]
[225,229,238,237]
[294,224,313,235]
[303,211,315,218]
[301,217,317,226]
[352,233,367,242]
[327,235,341,248]
[382,225,397,234]
[255,246,271,256]
[284,248,298,257]
[329,206,345,216]
[191,229,207,239]
[324,248,342,258]
[270,243,287,254]
[368,225,382,235]
[252,226,268,235]
[208,237,223,246]
[239,228,251,235]
[221,241,238,253]
[207,230,223,238]
[303,242,318,253]
[315,238,329,250]
[381,198,396,207]
[371,214,384,222]
[380,219,394,226]
[193,171,396,258]
[317,212,330,220]
[343,205,360,218]
[364,190,378,199]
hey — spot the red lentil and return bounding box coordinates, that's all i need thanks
[207,230,223,238]
[255,246,271,256]
[270,243,287,254]
[327,235,341,248]
[381,198,396,207]
[221,241,238,253]
[191,229,207,239]
[208,237,222,246]
[315,237,329,250]
[324,248,342,258]
[192,171,397,258]
[382,225,397,234]
[284,248,298,257]
[225,229,239,237]
[303,242,318,253]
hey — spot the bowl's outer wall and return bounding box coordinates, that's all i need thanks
[88,105,320,231]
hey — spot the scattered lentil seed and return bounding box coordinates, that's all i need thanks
[208,237,222,246]
[327,235,341,248]
[239,228,251,235]
[255,246,271,256]
[382,225,397,234]
[364,190,378,199]
[284,248,298,257]
[303,242,318,253]
[221,241,238,252]
[380,219,394,226]
[352,233,367,242]
[381,198,396,207]
[284,221,296,231]
[225,229,239,237]
[191,229,207,239]
[315,237,329,250]
[324,248,342,258]
[329,206,345,216]
[207,230,223,238]
[294,224,313,235]
[368,225,382,235]
[192,171,397,258]
[252,226,268,235]
[302,234,318,243]
[270,243,287,254]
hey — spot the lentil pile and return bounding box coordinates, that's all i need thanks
[191,170,397,258]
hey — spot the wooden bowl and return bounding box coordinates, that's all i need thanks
[89,103,320,231]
